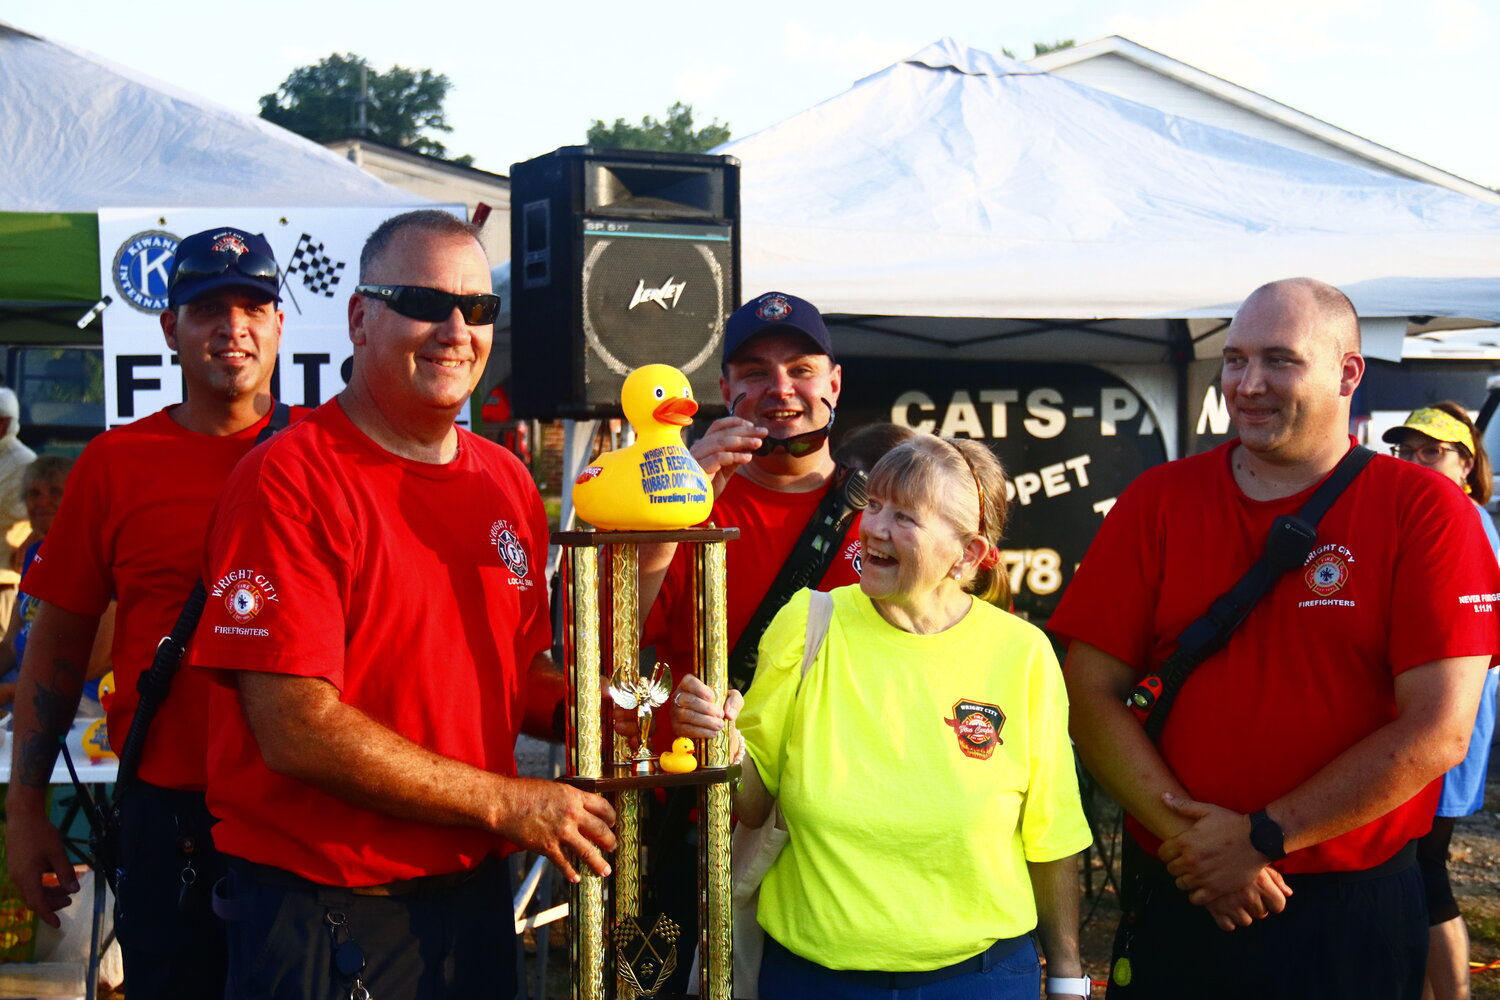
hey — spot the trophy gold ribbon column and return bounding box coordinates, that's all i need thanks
[555,528,738,1000]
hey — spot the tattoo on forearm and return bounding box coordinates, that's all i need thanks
[16,657,85,788]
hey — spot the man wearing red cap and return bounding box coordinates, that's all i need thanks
[7,226,294,999]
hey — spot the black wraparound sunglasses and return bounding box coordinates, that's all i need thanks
[356,284,500,326]
[730,393,836,457]
[170,250,280,289]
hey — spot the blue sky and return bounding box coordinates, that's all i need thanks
[11,0,1497,185]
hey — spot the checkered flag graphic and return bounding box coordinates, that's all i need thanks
[285,233,346,298]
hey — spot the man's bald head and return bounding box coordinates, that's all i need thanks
[1222,277,1366,467]
[1237,277,1360,358]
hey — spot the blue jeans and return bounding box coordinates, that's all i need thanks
[760,933,1040,1000]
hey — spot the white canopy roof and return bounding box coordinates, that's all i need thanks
[721,40,1500,351]
[0,20,417,210]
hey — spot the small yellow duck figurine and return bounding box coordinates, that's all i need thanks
[659,737,698,774]
[572,364,712,530]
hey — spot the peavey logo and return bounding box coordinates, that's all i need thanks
[628,277,686,311]
[211,568,280,623]
[112,230,181,313]
[1303,544,1353,596]
[944,699,1004,760]
[490,519,534,590]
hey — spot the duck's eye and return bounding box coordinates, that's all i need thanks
[654,386,666,399]
[681,387,691,398]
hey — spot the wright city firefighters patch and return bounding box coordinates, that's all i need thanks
[944,699,1005,759]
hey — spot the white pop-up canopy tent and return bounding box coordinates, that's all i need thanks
[0,18,422,314]
[0,19,415,213]
[719,39,1500,371]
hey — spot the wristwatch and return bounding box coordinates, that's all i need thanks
[1248,809,1286,861]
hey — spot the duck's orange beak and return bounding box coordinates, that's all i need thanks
[653,397,698,426]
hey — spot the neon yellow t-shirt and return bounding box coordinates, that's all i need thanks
[740,585,1091,971]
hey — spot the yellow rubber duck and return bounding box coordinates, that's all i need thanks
[572,364,712,530]
[659,737,698,773]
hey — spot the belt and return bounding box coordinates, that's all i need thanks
[767,934,1029,989]
[230,856,493,898]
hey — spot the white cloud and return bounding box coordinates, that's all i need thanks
[674,64,734,105]
[782,22,914,79]
[1428,0,1488,51]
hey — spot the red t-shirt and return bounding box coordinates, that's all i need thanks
[22,405,300,791]
[643,471,862,747]
[192,401,552,886]
[1049,441,1500,873]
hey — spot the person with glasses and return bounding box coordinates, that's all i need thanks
[1383,403,1499,1000]
[1052,279,1499,1000]
[193,210,615,999]
[7,227,300,999]
[672,433,1091,1000]
[636,292,864,990]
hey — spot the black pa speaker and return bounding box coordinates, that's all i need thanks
[509,146,741,420]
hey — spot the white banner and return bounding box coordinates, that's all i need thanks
[97,205,467,428]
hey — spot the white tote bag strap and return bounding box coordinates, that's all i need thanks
[801,589,833,682]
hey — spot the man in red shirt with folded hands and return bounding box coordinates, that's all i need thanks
[1051,277,1499,1000]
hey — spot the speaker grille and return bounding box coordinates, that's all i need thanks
[580,222,731,405]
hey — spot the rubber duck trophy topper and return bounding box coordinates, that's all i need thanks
[572,364,712,531]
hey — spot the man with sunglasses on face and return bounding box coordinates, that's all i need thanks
[7,227,296,999]
[193,210,616,999]
[639,292,863,987]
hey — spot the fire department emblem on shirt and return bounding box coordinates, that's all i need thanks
[944,699,1004,759]
[490,519,530,580]
[1304,552,1350,596]
[845,540,862,575]
[225,580,266,622]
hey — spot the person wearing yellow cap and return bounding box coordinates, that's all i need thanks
[1383,401,1498,1000]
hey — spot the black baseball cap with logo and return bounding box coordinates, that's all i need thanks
[167,228,281,309]
[722,291,834,363]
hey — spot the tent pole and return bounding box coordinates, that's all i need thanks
[1169,319,1193,461]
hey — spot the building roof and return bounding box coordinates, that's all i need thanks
[1029,35,1500,205]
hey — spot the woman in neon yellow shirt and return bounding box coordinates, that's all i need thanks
[674,434,1092,1000]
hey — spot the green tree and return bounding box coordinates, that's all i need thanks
[586,102,731,153]
[259,53,471,163]
[1002,39,1077,59]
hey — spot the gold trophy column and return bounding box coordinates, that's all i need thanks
[698,541,732,1000]
[610,544,642,998]
[565,547,606,1000]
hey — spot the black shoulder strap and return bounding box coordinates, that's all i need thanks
[112,400,293,789]
[1138,445,1376,741]
[725,465,868,693]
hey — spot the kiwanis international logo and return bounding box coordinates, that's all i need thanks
[112,230,180,313]
[211,568,279,623]
[490,519,533,590]
[944,699,1005,760]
